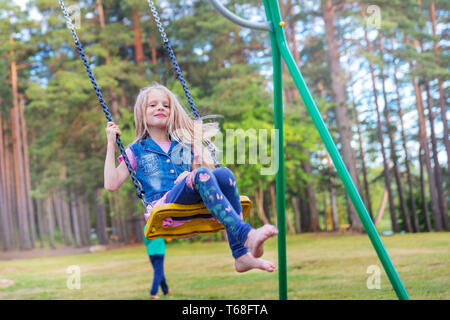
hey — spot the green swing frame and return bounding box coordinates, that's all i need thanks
[210,0,409,300]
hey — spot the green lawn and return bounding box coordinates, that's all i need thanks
[0,232,448,300]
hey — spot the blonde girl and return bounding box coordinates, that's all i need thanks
[104,83,278,273]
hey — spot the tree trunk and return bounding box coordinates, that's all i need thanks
[114,195,126,242]
[3,119,18,247]
[131,7,145,66]
[351,84,373,220]
[10,38,32,250]
[374,186,388,227]
[363,28,398,232]
[149,29,158,66]
[35,199,45,248]
[96,0,120,118]
[135,216,144,243]
[11,99,32,249]
[322,0,363,232]
[302,161,320,231]
[0,114,12,250]
[425,82,448,230]
[408,35,442,230]
[19,94,37,245]
[95,188,108,245]
[70,189,82,247]
[263,190,272,225]
[45,197,56,249]
[391,39,420,232]
[78,193,91,246]
[109,196,118,242]
[285,210,295,234]
[299,189,310,232]
[416,8,448,229]
[53,193,65,242]
[282,1,314,234]
[60,192,73,246]
[287,0,301,67]
[326,153,339,231]
[291,196,301,233]
[57,168,73,246]
[323,192,328,231]
[419,145,432,232]
[269,184,278,227]
[378,38,412,232]
[279,0,301,105]
[429,0,450,173]
[255,182,270,225]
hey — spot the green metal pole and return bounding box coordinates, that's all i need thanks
[264,0,409,300]
[262,0,288,301]
[264,2,288,302]
[273,31,288,302]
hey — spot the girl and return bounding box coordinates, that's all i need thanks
[104,83,278,273]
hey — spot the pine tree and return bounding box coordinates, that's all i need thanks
[321,0,364,232]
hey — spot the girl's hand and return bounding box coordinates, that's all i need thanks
[185,169,197,190]
[174,171,190,185]
[106,122,121,144]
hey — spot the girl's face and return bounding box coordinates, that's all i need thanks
[145,89,171,129]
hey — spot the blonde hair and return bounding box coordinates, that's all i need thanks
[133,83,220,170]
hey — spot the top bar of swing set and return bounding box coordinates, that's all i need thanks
[208,0,410,300]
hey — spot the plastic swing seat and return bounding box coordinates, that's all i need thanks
[144,196,252,239]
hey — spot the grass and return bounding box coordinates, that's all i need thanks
[0,232,448,300]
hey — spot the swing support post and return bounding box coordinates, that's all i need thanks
[265,7,287,300]
[210,0,410,300]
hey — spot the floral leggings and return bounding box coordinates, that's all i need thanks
[165,167,252,259]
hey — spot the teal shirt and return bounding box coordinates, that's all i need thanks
[143,228,165,256]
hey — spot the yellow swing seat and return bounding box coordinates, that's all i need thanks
[144,196,252,239]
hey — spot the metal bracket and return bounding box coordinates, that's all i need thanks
[209,0,272,31]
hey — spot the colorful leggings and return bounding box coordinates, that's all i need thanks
[166,167,252,259]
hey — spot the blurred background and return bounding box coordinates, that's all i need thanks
[0,0,448,253]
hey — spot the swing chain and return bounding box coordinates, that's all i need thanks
[58,0,148,206]
[146,0,200,118]
[147,0,168,43]
[146,0,219,167]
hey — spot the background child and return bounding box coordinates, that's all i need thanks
[104,83,278,273]
[143,229,171,299]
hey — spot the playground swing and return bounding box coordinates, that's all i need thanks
[58,0,251,241]
[60,0,410,300]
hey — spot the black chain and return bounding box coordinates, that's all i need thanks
[59,0,147,205]
[146,0,219,167]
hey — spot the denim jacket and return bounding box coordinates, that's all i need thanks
[130,136,194,204]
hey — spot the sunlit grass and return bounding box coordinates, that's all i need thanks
[0,232,448,300]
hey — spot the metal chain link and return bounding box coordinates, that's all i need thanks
[59,0,148,206]
[146,0,219,167]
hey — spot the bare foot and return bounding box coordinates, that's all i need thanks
[150,295,160,299]
[234,253,275,273]
[244,224,278,258]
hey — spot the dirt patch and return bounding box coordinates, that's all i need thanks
[0,243,142,261]
[301,230,366,238]
[0,246,91,261]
